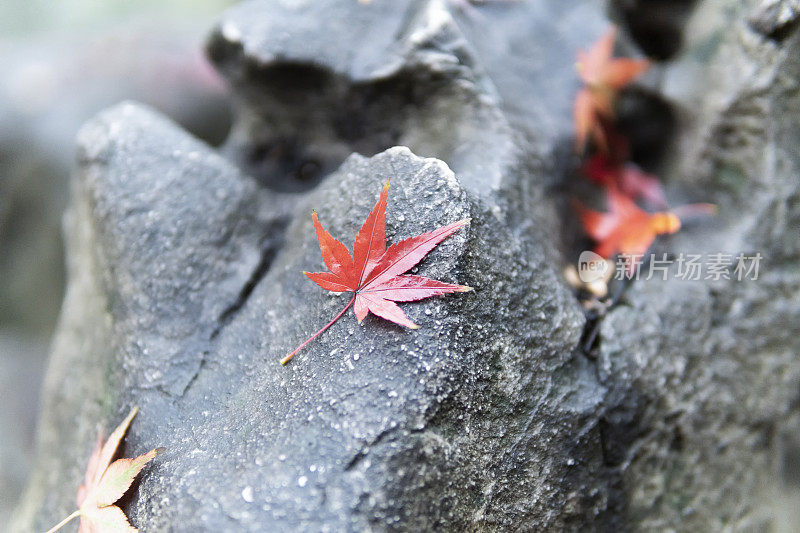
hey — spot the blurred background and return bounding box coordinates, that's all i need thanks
[2,1,800,531]
[0,0,236,522]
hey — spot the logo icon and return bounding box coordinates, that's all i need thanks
[578,251,609,283]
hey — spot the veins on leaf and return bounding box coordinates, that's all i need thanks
[282,179,472,365]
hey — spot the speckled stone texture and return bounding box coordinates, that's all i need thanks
[13,0,800,531]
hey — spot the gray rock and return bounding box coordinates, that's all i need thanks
[207,0,606,199]
[13,101,596,531]
[13,0,800,531]
[0,15,235,526]
[592,0,800,529]
[748,0,800,37]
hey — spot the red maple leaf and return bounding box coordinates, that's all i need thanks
[577,185,681,261]
[282,179,472,365]
[574,27,649,152]
[582,154,666,207]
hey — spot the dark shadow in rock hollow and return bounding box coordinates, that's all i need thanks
[207,30,454,193]
[616,87,677,173]
[611,0,699,61]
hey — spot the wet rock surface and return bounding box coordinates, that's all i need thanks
[12,0,800,531]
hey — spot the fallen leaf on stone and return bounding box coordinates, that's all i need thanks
[45,407,160,533]
[282,179,472,364]
[574,26,649,152]
[577,185,681,261]
[582,154,666,207]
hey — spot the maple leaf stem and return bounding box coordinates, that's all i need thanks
[44,510,81,533]
[281,294,357,365]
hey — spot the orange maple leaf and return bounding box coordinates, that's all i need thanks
[577,185,680,261]
[574,27,649,152]
[46,407,159,533]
